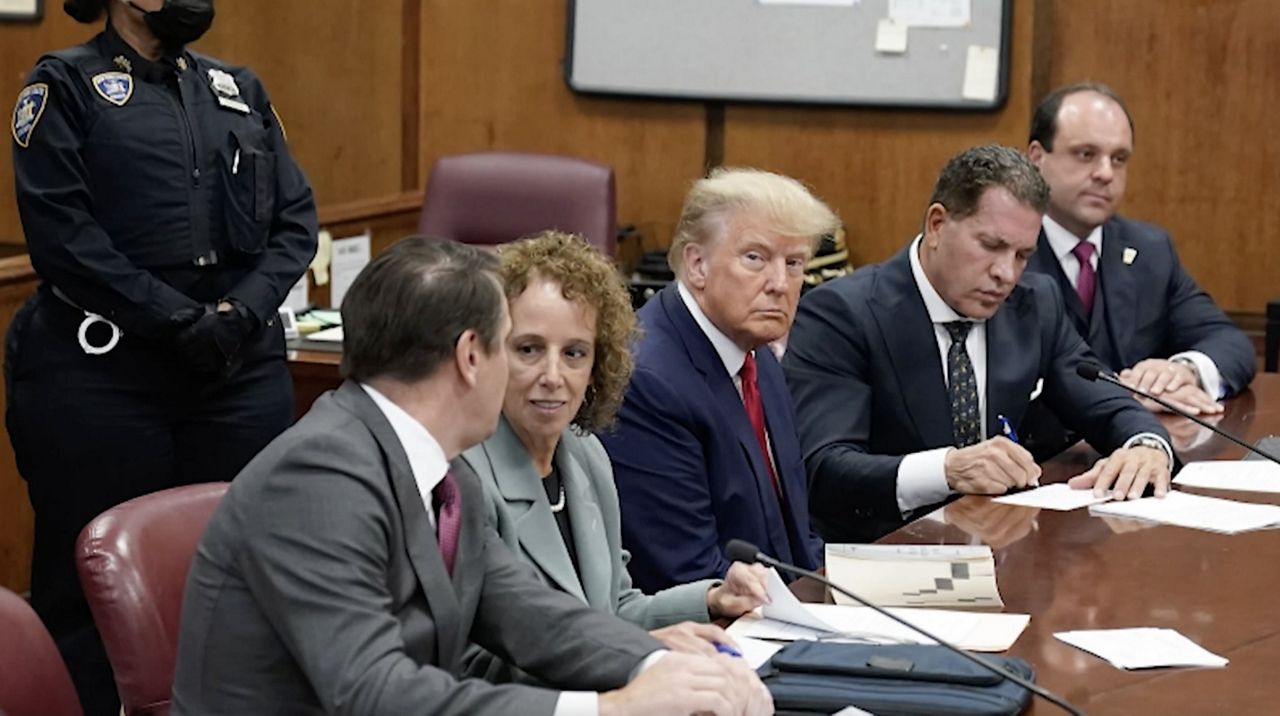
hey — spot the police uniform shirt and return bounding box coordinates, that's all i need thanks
[11,23,317,341]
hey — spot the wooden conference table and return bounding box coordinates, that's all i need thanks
[289,348,1279,714]
[803,374,1280,715]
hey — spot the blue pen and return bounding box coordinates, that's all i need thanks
[997,414,1020,444]
[714,642,743,658]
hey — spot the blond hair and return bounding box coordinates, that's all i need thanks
[667,167,840,274]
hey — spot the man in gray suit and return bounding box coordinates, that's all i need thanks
[172,237,771,715]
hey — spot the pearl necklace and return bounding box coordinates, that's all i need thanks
[548,482,566,513]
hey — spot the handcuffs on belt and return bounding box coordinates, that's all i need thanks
[53,287,122,355]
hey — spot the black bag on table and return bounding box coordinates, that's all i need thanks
[760,641,1035,716]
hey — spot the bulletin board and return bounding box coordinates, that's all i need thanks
[565,0,1011,110]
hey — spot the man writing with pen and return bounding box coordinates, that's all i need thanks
[781,145,1174,544]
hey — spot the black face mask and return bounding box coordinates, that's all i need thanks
[126,0,215,48]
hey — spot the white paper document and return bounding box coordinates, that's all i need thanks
[961,45,999,102]
[875,18,909,54]
[281,276,309,314]
[1172,460,1280,494]
[761,568,840,632]
[993,483,1113,511]
[735,636,784,670]
[306,326,344,343]
[1055,628,1228,670]
[329,232,372,308]
[826,544,1003,608]
[889,0,970,27]
[730,604,1028,652]
[1089,490,1280,534]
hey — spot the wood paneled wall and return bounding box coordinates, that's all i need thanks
[1046,0,1280,314]
[0,0,1277,591]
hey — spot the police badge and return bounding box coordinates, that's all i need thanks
[208,68,249,113]
[92,72,134,107]
[12,83,49,149]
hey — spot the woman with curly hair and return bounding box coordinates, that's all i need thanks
[459,231,769,681]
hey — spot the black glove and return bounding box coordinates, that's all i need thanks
[173,301,257,376]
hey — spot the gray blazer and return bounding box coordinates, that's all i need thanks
[458,417,714,681]
[172,381,661,715]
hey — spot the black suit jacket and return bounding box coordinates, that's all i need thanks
[1026,215,1255,397]
[783,244,1171,543]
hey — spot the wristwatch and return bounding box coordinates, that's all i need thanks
[1129,436,1172,467]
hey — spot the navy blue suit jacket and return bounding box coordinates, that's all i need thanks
[600,285,823,592]
[783,245,1171,543]
[1026,216,1255,397]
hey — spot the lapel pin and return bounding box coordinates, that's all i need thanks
[1122,247,1137,265]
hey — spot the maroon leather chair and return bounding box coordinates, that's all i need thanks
[76,482,229,716]
[417,151,618,255]
[0,586,83,716]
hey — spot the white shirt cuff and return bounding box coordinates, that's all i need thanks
[554,651,665,716]
[896,447,956,516]
[1170,350,1224,400]
[1123,433,1174,469]
[554,691,598,716]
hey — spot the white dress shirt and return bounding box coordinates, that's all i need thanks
[361,384,609,715]
[1042,217,1223,398]
[677,281,780,471]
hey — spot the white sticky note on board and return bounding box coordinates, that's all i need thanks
[889,0,970,27]
[961,45,999,101]
[329,231,371,308]
[875,18,909,54]
[759,0,858,6]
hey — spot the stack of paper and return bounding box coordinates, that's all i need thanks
[727,569,1029,652]
[1172,460,1280,494]
[1054,628,1228,669]
[1089,490,1280,534]
[825,544,1003,607]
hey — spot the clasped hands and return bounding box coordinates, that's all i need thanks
[1122,358,1222,416]
[171,300,258,376]
[945,435,1171,501]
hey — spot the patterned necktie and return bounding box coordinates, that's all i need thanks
[740,351,782,499]
[434,471,461,575]
[945,321,981,448]
[1072,240,1097,316]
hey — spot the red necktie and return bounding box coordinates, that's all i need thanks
[740,352,782,499]
[434,471,461,575]
[1072,240,1096,316]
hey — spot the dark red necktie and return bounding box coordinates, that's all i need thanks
[434,471,461,575]
[740,352,782,499]
[1072,240,1096,316]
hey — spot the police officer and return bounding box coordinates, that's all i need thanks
[6,1,317,712]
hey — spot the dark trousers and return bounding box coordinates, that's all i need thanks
[5,290,293,716]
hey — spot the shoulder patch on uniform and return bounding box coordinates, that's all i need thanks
[92,72,134,107]
[12,83,49,149]
[270,103,288,142]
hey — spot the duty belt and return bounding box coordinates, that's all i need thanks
[51,286,122,356]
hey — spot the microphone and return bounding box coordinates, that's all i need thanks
[726,539,1083,716]
[1075,363,1280,465]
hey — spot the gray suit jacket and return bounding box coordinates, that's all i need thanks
[172,381,661,715]
[458,417,713,682]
